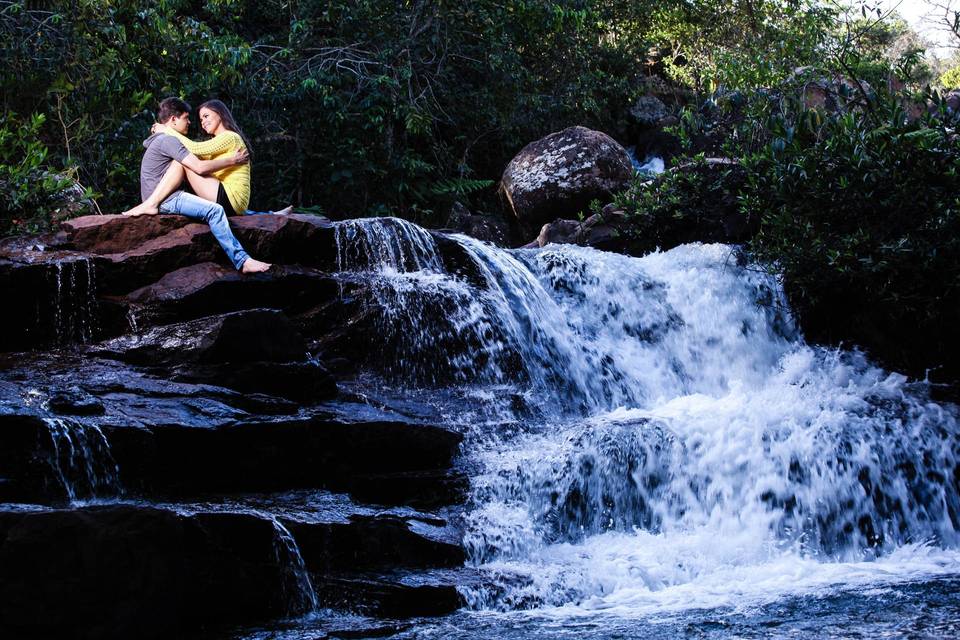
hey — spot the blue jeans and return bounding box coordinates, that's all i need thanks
[160,191,250,270]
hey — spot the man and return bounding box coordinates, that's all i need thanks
[124,97,270,273]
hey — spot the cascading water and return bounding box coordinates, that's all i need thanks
[270,518,319,616]
[44,256,100,345]
[333,218,960,617]
[41,417,121,502]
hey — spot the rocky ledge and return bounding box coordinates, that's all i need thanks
[0,213,476,639]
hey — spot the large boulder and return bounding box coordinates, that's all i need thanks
[501,126,634,230]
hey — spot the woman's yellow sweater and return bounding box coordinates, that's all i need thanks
[166,129,250,214]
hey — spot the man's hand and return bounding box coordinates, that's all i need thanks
[230,148,250,166]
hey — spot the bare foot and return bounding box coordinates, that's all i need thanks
[122,202,159,216]
[241,257,272,274]
[274,205,294,215]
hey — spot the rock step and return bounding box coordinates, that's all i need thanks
[0,407,462,507]
[0,500,464,639]
[315,568,472,618]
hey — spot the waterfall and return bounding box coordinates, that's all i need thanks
[41,417,121,502]
[269,518,319,616]
[44,256,100,346]
[332,218,960,614]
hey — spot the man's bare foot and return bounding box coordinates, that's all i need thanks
[241,257,272,274]
[122,202,159,216]
[274,205,294,215]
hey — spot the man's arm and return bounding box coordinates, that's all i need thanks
[180,148,249,176]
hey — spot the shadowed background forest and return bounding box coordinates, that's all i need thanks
[3,0,960,384]
[3,0,953,229]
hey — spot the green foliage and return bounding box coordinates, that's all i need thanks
[743,96,960,311]
[648,0,835,91]
[613,155,748,254]
[941,65,960,89]
[0,112,80,234]
[737,92,960,376]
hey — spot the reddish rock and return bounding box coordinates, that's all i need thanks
[123,262,338,329]
[501,126,634,230]
[56,213,337,294]
[62,214,193,254]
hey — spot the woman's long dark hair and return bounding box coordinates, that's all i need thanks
[199,99,253,156]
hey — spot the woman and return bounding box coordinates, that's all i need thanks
[125,99,291,217]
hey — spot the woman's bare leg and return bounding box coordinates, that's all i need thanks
[122,162,186,216]
[183,167,221,203]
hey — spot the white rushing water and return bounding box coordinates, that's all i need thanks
[333,218,960,616]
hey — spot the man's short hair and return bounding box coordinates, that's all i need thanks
[157,97,191,124]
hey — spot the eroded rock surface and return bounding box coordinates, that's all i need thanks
[501,126,634,230]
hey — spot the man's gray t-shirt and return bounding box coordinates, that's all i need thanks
[140,132,190,203]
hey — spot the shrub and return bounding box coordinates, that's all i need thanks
[0,112,90,235]
[742,95,960,381]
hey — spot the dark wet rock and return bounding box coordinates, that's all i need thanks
[0,254,100,351]
[0,499,468,637]
[501,126,634,231]
[108,411,461,502]
[315,569,468,617]
[46,385,105,416]
[0,505,293,639]
[293,282,379,366]
[348,470,470,509]
[531,206,630,252]
[91,309,308,366]
[171,360,337,403]
[443,201,512,246]
[0,357,461,505]
[287,513,465,572]
[122,262,339,329]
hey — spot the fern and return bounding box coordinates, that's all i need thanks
[429,177,494,197]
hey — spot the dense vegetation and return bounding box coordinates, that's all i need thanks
[3,0,960,384]
[1,0,898,234]
[1,0,664,231]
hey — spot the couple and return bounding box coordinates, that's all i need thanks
[124,97,288,273]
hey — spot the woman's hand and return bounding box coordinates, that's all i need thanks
[230,148,250,166]
[150,123,168,135]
